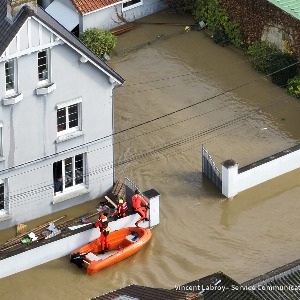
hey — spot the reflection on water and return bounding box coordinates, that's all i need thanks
[2,9,300,300]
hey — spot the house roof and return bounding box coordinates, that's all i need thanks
[267,0,300,21]
[179,272,259,300]
[91,284,193,300]
[0,1,34,59]
[70,0,121,15]
[243,258,300,299]
[0,1,125,85]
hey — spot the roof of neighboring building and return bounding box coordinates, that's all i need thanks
[0,0,125,85]
[91,284,194,300]
[179,272,259,300]
[243,258,300,299]
[70,0,121,15]
[267,0,300,21]
[0,1,34,59]
[45,1,79,31]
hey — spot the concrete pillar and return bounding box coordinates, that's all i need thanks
[221,159,239,198]
[143,189,160,227]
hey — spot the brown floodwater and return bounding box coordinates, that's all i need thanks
[2,10,300,300]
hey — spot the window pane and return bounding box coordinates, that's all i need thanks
[123,0,141,8]
[68,104,78,129]
[0,183,4,210]
[38,50,48,81]
[53,161,63,195]
[64,157,73,188]
[75,154,83,184]
[5,60,14,91]
[57,108,66,132]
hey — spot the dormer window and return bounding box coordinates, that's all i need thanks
[5,59,16,95]
[38,50,49,83]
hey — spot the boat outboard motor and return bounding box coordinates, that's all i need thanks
[70,252,85,268]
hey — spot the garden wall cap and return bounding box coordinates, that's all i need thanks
[222,159,238,168]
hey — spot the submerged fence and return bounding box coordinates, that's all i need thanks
[124,177,149,203]
[202,146,222,191]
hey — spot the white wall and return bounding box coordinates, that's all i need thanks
[82,0,167,31]
[222,148,300,198]
[0,17,117,229]
[0,192,159,278]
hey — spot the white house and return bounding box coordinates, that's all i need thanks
[43,0,167,35]
[0,0,125,230]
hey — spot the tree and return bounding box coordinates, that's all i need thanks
[79,28,116,58]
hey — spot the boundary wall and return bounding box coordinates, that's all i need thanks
[221,145,300,198]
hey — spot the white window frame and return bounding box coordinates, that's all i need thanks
[0,122,3,158]
[56,98,82,137]
[54,154,85,195]
[38,49,50,85]
[122,0,143,11]
[5,59,17,95]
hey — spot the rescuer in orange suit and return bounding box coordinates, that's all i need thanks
[113,197,128,219]
[131,190,149,227]
[94,212,110,254]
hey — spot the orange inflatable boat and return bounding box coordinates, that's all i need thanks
[70,227,152,275]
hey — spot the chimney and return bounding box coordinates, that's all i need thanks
[7,0,37,20]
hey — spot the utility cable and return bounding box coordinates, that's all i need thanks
[0,58,298,176]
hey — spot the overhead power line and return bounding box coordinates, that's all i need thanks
[0,59,298,177]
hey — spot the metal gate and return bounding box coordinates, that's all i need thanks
[124,177,149,203]
[202,146,222,190]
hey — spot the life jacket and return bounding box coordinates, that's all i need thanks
[102,226,110,236]
[96,215,109,231]
[117,200,128,214]
[100,219,109,229]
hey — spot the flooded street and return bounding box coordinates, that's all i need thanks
[3,10,300,300]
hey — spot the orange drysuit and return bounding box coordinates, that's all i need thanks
[95,215,110,251]
[132,193,149,225]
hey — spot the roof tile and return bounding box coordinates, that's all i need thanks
[70,0,121,15]
[92,284,191,300]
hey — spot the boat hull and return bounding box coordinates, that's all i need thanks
[70,227,152,275]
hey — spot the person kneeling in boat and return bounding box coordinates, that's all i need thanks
[112,196,128,219]
[132,190,150,227]
[94,213,110,254]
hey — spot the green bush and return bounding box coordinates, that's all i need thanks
[213,28,230,46]
[193,0,243,48]
[164,0,197,13]
[246,41,280,73]
[80,28,116,58]
[287,76,300,99]
[268,52,298,87]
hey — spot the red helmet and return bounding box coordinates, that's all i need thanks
[99,214,108,222]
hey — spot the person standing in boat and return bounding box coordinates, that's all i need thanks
[94,213,110,254]
[132,190,149,227]
[113,196,128,219]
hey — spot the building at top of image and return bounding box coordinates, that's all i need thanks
[0,0,125,230]
[41,0,167,36]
